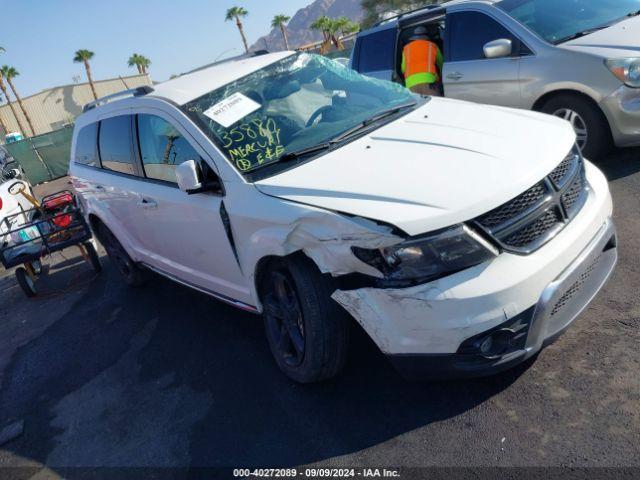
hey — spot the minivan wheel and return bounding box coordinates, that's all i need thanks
[541,94,612,160]
[261,256,349,383]
[97,224,147,287]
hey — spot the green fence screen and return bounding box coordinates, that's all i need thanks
[5,127,73,185]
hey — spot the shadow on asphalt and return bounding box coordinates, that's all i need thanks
[0,258,531,470]
[595,146,640,181]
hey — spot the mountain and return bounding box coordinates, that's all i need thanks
[250,0,364,52]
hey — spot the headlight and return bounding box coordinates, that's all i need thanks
[605,58,640,88]
[352,225,499,282]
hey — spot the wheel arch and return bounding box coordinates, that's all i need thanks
[532,89,610,127]
[253,251,309,303]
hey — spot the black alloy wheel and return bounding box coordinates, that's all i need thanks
[263,270,306,367]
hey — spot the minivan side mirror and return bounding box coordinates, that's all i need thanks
[176,159,223,195]
[483,38,513,59]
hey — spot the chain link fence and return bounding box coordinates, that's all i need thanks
[4,127,73,185]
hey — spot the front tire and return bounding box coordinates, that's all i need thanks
[261,256,350,383]
[541,94,612,160]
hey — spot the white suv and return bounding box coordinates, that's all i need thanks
[70,52,617,382]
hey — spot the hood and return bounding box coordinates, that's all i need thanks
[560,15,640,58]
[255,97,576,236]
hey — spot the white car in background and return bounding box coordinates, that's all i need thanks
[0,156,34,235]
[70,52,616,382]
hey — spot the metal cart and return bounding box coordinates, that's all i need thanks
[0,185,101,297]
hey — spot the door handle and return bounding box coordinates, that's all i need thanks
[446,72,464,80]
[137,197,158,209]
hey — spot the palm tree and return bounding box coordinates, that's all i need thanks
[1,66,36,137]
[271,14,291,51]
[344,20,361,35]
[225,7,250,54]
[128,53,143,74]
[0,71,25,137]
[311,16,333,53]
[334,17,350,37]
[138,55,151,74]
[310,16,331,42]
[0,94,8,135]
[73,49,98,100]
[128,54,151,74]
[327,19,345,50]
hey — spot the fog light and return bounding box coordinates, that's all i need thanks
[476,329,514,358]
[479,336,493,356]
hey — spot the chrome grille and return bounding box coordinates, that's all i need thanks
[473,149,588,254]
[562,169,586,214]
[502,208,563,248]
[476,183,546,229]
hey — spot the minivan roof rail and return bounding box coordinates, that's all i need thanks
[372,4,442,28]
[82,86,154,113]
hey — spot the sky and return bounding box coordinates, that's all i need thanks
[2,0,310,99]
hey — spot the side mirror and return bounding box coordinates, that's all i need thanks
[176,159,223,195]
[483,38,513,59]
[8,168,21,179]
[176,160,203,194]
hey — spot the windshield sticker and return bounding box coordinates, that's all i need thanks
[203,92,261,128]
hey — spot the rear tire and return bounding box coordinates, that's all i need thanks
[261,256,350,383]
[84,242,102,273]
[541,94,612,160]
[96,224,147,287]
[15,267,37,298]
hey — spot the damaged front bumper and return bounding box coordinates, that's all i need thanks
[387,218,617,379]
[332,163,616,379]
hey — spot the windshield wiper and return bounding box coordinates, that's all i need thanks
[272,142,333,164]
[330,101,418,144]
[554,25,609,44]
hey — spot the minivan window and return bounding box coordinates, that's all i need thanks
[448,11,517,62]
[98,115,135,175]
[497,0,640,44]
[137,114,200,183]
[74,123,99,167]
[357,28,397,73]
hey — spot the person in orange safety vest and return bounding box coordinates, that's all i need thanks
[401,26,444,96]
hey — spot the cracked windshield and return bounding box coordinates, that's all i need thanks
[181,53,417,175]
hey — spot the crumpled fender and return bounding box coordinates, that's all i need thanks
[229,194,403,309]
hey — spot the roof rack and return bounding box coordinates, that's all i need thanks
[82,86,154,113]
[372,4,441,28]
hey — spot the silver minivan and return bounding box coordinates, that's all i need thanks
[350,0,640,159]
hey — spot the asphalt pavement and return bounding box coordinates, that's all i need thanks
[0,148,638,478]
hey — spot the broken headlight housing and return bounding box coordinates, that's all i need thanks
[352,225,499,283]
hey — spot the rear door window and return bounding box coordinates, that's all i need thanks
[448,11,518,62]
[98,115,136,175]
[136,114,200,184]
[356,28,396,73]
[74,123,99,167]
